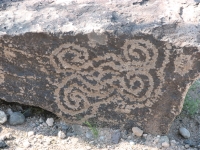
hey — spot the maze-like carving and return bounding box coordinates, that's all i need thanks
[49,38,166,119]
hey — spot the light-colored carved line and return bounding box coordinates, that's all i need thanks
[122,39,158,68]
[50,39,169,117]
[49,43,91,72]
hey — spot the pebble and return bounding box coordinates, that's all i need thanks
[143,134,148,137]
[42,122,47,127]
[86,146,91,150]
[86,131,93,139]
[58,130,66,139]
[127,135,133,140]
[129,140,135,146]
[179,127,190,138]
[0,110,7,124]
[0,140,7,148]
[23,140,30,148]
[111,130,121,144]
[0,133,12,141]
[153,137,159,143]
[28,131,35,137]
[67,132,75,137]
[170,140,177,146]
[185,144,190,148]
[160,136,169,143]
[46,118,54,127]
[39,118,44,123]
[9,112,25,125]
[23,108,32,118]
[121,130,128,139]
[132,127,143,137]
[59,121,68,130]
[6,108,13,115]
[162,142,170,148]
[89,141,94,145]
[183,139,195,147]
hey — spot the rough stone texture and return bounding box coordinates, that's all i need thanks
[0,0,200,134]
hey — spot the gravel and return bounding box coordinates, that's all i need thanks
[0,95,199,150]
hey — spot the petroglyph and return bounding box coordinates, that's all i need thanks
[48,38,163,119]
[1,33,200,134]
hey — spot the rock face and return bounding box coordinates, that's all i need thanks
[0,0,200,134]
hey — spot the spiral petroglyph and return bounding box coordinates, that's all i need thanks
[50,44,90,72]
[49,38,165,117]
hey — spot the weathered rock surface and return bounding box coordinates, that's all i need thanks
[0,0,200,134]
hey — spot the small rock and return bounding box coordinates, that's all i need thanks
[96,144,101,149]
[129,140,135,146]
[28,131,35,137]
[127,135,134,140]
[89,141,94,145]
[0,140,7,148]
[9,112,25,125]
[46,118,54,127]
[42,122,47,127]
[132,127,143,137]
[45,139,52,145]
[179,127,190,138]
[23,140,30,148]
[162,142,170,148]
[39,118,44,123]
[23,108,32,118]
[170,140,177,146]
[72,125,83,135]
[59,121,68,130]
[86,146,91,150]
[16,105,23,111]
[121,130,128,139]
[58,130,66,139]
[2,133,12,140]
[153,137,159,143]
[143,134,148,137]
[85,131,93,139]
[6,108,13,115]
[60,124,68,131]
[0,133,12,141]
[160,136,169,143]
[0,111,7,124]
[111,130,121,144]
[185,144,190,148]
[183,139,195,147]
[66,132,75,137]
